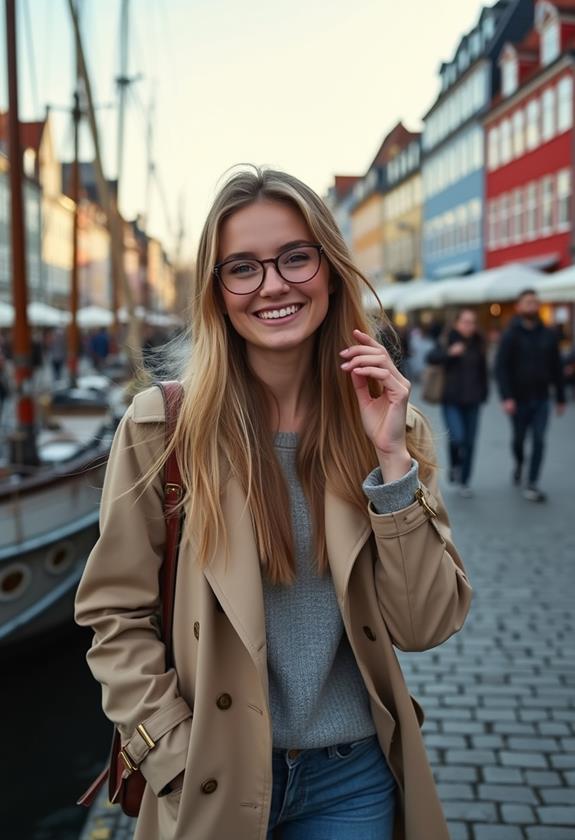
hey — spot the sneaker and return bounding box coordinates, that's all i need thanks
[458,485,474,498]
[512,464,522,486]
[523,486,547,503]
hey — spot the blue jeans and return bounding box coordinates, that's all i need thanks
[442,403,481,486]
[266,734,397,839]
[511,399,550,485]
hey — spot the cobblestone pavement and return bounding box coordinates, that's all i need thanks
[80,390,575,839]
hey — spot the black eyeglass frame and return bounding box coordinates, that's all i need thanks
[213,243,324,295]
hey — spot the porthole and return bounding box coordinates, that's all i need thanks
[45,541,75,576]
[0,564,31,602]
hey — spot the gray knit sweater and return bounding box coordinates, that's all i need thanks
[265,432,419,749]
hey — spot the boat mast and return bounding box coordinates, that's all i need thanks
[68,1,81,387]
[5,0,39,466]
[66,0,142,373]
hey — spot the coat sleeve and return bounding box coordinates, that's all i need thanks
[369,412,472,652]
[494,330,513,400]
[74,401,192,796]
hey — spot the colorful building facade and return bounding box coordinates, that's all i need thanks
[383,135,422,284]
[422,0,534,279]
[350,123,417,288]
[485,0,575,272]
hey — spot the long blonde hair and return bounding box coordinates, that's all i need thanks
[148,166,432,585]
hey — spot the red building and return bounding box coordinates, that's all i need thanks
[484,0,575,272]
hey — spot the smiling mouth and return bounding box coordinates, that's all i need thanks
[254,303,304,321]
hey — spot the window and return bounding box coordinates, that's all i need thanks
[512,189,523,243]
[541,176,554,234]
[526,182,538,239]
[512,109,525,157]
[483,15,495,42]
[542,87,556,141]
[526,99,540,150]
[500,119,512,164]
[456,205,468,250]
[488,200,498,249]
[557,169,571,229]
[472,129,483,169]
[541,21,560,67]
[445,211,456,253]
[499,195,510,246]
[488,127,500,170]
[502,59,518,97]
[469,199,482,247]
[558,76,573,132]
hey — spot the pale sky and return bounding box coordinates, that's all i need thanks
[1,0,494,260]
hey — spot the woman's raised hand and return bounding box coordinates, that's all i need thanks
[340,329,412,481]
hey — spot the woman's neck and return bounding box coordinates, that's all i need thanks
[247,340,314,433]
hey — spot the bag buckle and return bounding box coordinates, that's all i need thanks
[119,749,138,774]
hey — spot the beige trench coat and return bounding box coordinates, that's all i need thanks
[75,385,472,840]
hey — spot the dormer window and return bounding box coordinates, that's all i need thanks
[502,55,518,97]
[483,15,495,42]
[541,19,560,66]
[23,148,36,179]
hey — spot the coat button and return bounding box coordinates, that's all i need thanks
[363,625,377,641]
[201,778,218,794]
[216,693,232,710]
[193,621,200,640]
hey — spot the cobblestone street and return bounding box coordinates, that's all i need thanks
[80,390,575,840]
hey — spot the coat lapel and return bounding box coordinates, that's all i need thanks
[203,477,268,694]
[325,487,372,613]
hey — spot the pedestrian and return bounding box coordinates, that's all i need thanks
[495,288,566,502]
[89,326,110,372]
[46,327,67,384]
[427,308,488,497]
[75,167,472,840]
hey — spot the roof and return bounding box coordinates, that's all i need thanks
[0,112,45,152]
[333,175,361,200]
[62,161,118,203]
[369,122,419,170]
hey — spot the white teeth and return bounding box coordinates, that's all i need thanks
[256,304,301,320]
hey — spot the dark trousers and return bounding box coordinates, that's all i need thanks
[511,399,550,485]
[442,403,481,486]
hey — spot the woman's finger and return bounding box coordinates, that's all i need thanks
[341,352,408,387]
[351,366,410,396]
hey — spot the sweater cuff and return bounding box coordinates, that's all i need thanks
[362,459,419,514]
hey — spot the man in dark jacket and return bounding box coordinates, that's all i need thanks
[495,289,565,502]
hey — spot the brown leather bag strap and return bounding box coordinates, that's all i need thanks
[156,381,184,668]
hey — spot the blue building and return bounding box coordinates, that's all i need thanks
[422,0,534,279]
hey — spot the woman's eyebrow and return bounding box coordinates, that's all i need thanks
[221,240,314,262]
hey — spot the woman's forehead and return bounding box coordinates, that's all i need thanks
[219,199,311,255]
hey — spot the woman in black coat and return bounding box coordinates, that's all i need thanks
[427,309,488,496]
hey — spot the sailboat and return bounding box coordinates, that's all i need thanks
[0,0,124,648]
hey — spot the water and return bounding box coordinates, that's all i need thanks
[1,622,111,840]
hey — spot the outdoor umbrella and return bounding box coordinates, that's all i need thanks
[0,301,14,327]
[27,302,71,327]
[77,305,114,328]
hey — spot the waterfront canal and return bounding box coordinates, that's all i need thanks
[1,623,110,840]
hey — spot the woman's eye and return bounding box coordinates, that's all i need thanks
[282,251,309,265]
[229,262,258,275]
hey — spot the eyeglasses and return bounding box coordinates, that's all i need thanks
[214,243,324,295]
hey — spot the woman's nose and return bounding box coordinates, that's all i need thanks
[259,263,289,296]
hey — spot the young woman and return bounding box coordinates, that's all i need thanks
[427,309,488,497]
[75,168,472,840]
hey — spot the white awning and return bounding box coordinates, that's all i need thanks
[535,266,575,302]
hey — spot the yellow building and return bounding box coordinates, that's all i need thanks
[382,135,423,284]
[350,123,420,290]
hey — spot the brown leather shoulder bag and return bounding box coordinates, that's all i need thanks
[77,380,184,817]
